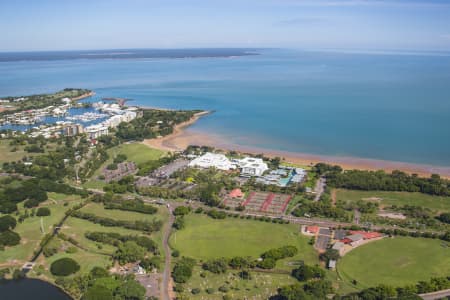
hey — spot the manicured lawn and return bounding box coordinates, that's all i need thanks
[0,193,82,266]
[338,237,450,288]
[118,142,166,164]
[180,266,298,300]
[170,214,318,265]
[335,189,450,213]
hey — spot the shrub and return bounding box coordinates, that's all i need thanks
[50,258,80,276]
[191,288,201,294]
[206,288,215,294]
[36,207,51,216]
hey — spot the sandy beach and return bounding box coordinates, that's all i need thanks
[143,111,450,179]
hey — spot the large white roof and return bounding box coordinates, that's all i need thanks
[188,152,235,171]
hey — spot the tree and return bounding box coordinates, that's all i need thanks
[82,285,113,300]
[173,206,191,216]
[172,257,196,283]
[114,241,146,265]
[438,213,450,224]
[0,215,17,231]
[50,257,80,276]
[0,230,21,246]
[292,265,325,282]
[276,283,308,300]
[115,280,146,300]
[202,258,228,274]
[320,249,340,262]
[36,207,51,216]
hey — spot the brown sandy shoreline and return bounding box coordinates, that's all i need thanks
[142,110,450,179]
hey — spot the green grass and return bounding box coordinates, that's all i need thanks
[0,140,42,165]
[34,244,112,281]
[61,217,148,255]
[170,214,318,265]
[77,202,168,255]
[180,266,298,300]
[335,189,450,213]
[338,237,450,288]
[118,143,166,164]
[0,193,82,266]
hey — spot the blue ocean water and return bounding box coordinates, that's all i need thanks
[1,49,449,166]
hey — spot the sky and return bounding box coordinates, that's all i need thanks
[1,0,450,52]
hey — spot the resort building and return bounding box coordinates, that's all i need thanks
[188,152,235,171]
[236,157,269,177]
[85,124,109,139]
[64,124,84,136]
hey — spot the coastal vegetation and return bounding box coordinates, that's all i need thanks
[0,88,90,115]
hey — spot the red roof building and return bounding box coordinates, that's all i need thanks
[229,188,244,198]
[306,226,319,234]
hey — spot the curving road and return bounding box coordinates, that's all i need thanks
[161,204,175,300]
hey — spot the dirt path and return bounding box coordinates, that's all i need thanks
[314,177,326,201]
[161,205,175,300]
[331,189,337,206]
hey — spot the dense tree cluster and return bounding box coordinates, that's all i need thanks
[56,267,145,300]
[172,257,196,283]
[70,211,162,233]
[50,257,80,276]
[104,199,157,215]
[115,109,198,141]
[202,258,228,274]
[85,231,158,253]
[0,215,20,248]
[113,241,146,264]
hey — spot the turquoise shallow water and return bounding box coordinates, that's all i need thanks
[1,49,449,166]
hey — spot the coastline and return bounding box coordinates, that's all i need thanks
[72,91,95,101]
[143,110,211,151]
[142,110,450,178]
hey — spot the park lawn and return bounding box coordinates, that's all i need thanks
[170,214,318,265]
[338,237,450,288]
[335,189,450,213]
[0,194,81,265]
[37,245,112,280]
[76,202,168,255]
[180,266,298,300]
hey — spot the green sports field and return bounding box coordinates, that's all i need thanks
[170,214,318,265]
[338,237,450,288]
[335,189,450,213]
